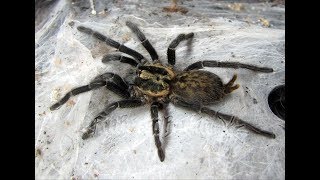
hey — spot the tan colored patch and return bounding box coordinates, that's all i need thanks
[228,3,245,12]
[137,87,170,97]
[38,111,46,116]
[35,72,41,81]
[139,70,155,79]
[35,148,42,157]
[66,99,76,107]
[65,121,71,126]
[259,18,270,27]
[178,82,187,89]
[128,127,135,133]
[54,58,62,66]
[137,63,175,97]
[122,33,131,42]
[51,88,62,102]
[163,6,188,14]
[152,63,176,79]
[163,0,188,14]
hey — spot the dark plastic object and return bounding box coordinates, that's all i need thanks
[268,85,285,120]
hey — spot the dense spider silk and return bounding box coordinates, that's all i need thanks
[49,20,277,163]
[35,1,284,177]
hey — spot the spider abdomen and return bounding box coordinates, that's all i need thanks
[170,70,227,105]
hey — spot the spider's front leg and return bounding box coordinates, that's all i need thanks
[126,21,159,61]
[167,33,194,66]
[77,26,145,61]
[93,72,130,98]
[102,54,139,67]
[82,99,145,140]
[151,102,165,162]
[170,97,276,139]
[50,80,106,111]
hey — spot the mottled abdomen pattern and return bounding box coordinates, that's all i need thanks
[171,70,226,105]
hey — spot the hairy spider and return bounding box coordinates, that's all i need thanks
[50,21,275,162]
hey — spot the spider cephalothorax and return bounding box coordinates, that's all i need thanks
[135,63,175,97]
[50,21,275,162]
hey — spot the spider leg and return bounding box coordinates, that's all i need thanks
[93,72,131,99]
[167,33,194,66]
[170,97,276,139]
[102,54,139,67]
[151,102,165,162]
[105,81,130,99]
[77,26,145,61]
[126,21,159,61]
[50,73,130,111]
[207,109,276,139]
[50,80,106,111]
[184,60,273,72]
[82,99,144,140]
[93,72,129,91]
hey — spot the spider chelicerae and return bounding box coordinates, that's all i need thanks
[50,21,275,162]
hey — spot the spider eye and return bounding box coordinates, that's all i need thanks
[156,76,160,81]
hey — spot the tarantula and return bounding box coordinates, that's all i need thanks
[50,21,275,162]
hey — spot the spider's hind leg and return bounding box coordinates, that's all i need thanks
[200,107,276,139]
[184,60,273,72]
[170,97,276,139]
[224,74,240,94]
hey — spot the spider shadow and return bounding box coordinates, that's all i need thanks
[185,36,194,57]
[187,38,193,56]
[161,103,172,150]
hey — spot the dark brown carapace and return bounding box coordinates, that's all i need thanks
[50,21,276,162]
